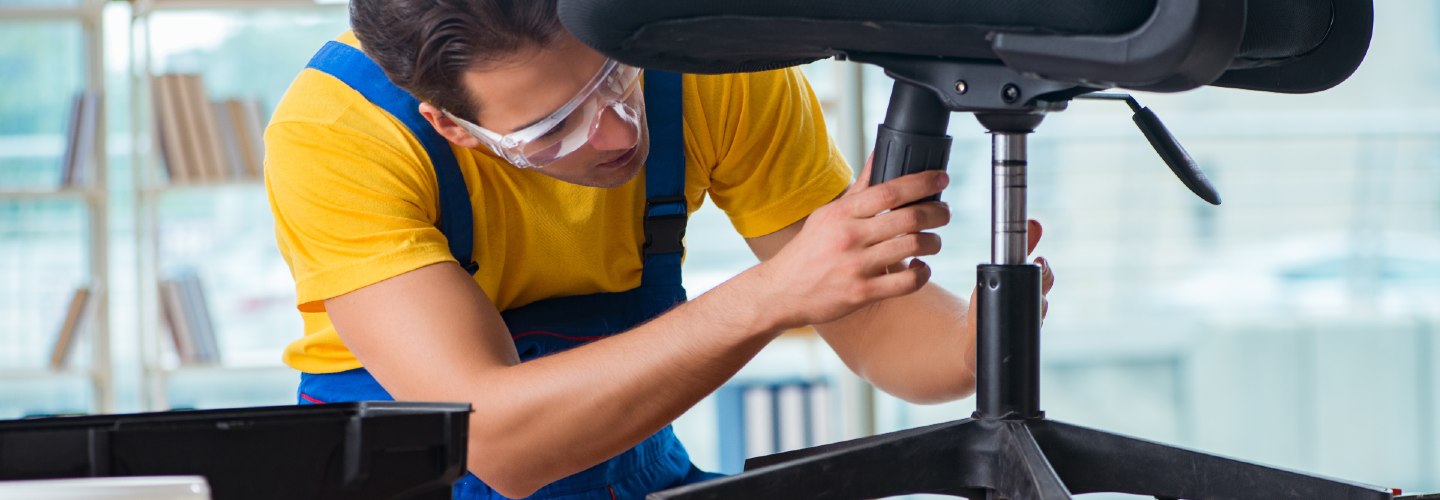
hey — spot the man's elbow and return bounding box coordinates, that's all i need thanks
[478,476,544,500]
[465,435,555,498]
[898,379,975,405]
[870,367,976,405]
[467,450,548,499]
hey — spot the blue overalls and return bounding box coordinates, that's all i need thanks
[296,41,716,499]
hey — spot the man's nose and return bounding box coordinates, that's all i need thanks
[587,103,639,151]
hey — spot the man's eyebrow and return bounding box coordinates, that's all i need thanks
[515,112,552,132]
[475,106,550,134]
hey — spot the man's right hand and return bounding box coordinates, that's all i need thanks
[753,169,951,330]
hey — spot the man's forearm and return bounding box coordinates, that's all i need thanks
[462,267,783,497]
[815,283,977,404]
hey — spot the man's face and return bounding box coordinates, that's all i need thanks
[460,35,648,188]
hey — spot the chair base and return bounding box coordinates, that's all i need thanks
[650,416,1393,500]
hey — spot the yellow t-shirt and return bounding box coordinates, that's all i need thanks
[267,32,852,374]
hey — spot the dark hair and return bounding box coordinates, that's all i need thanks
[350,0,562,121]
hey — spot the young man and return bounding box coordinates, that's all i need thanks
[265,1,1054,498]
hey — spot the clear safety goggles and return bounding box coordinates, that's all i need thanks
[445,59,643,169]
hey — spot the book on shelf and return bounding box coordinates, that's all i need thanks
[230,98,267,179]
[48,286,94,370]
[59,90,102,189]
[152,75,192,184]
[716,379,832,473]
[150,73,267,185]
[212,99,267,180]
[59,93,82,187]
[211,102,247,180]
[157,279,195,364]
[158,271,221,366]
[173,74,212,183]
[182,74,231,183]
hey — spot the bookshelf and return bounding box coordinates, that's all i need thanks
[0,0,112,417]
[129,0,349,410]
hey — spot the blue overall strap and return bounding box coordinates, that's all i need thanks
[641,70,686,287]
[305,41,479,275]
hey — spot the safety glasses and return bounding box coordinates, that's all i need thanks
[444,59,643,169]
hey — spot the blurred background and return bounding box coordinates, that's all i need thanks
[0,0,1434,496]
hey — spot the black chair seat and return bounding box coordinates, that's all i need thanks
[560,0,1368,94]
[561,0,1158,68]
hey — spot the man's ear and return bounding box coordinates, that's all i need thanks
[418,102,482,149]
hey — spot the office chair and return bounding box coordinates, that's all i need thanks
[559,1,1388,498]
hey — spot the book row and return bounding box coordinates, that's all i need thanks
[151,73,266,185]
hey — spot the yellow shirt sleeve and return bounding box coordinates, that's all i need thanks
[688,67,854,238]
[265,80,455,313]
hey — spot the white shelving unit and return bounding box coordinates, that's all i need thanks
[0,0,113,415]
[128,0,348,411]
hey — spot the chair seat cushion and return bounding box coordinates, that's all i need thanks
[559,0,1355,93]
[562,0,1160,73]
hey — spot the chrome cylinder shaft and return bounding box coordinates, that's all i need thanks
[991,133,1028,265]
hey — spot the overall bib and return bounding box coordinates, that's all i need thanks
[297,41,715,499]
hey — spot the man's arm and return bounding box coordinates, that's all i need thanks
[325,170,949,498]
[749,220,978,403]
[745,165,1054,404]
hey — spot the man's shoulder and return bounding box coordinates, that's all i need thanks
[682,67,812,124]
[269,30,383,129]
[684,67,801,94]
[265,34,431,187]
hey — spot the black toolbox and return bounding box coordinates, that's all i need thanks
[0,402,470,500]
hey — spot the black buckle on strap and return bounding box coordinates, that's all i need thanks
[644,196,688,255]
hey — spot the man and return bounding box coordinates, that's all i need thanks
[265,0,1054,498]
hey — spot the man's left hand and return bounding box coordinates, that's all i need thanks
[1028,219,1055,321]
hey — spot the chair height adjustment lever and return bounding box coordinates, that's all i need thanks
[1078,92,1221,206]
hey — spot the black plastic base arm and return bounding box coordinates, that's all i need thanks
[650,417,1395,500]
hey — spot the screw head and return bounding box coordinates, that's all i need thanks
[1002,84,1021,104]
[954,80,969,95]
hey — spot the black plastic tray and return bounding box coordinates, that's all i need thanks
[0,402,470,500]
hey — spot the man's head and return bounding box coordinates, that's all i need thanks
[351,0,648,188]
